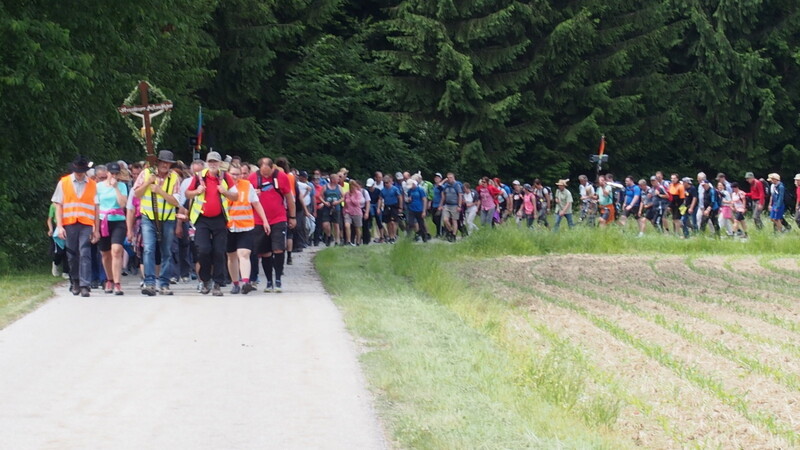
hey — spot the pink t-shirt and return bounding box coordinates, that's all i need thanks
[523,192,535,214]
[343,191,363,216]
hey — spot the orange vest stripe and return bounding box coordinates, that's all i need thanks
[61,175,97,226]
[227,179,255,231]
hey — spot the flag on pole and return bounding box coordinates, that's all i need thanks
[598,135,606,156]
[196,106,203,150]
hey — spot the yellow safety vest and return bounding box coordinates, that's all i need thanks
[140,171,178,221]
[189,168,230,224]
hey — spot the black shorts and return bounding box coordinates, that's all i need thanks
[623,207,639,219]
[99,220,127,251]
[255,221,287,254]
[669,199,683,218]
[734,211,746,222]
[319,206,334,224]
[382,205,400,222]
[226,228,256,253]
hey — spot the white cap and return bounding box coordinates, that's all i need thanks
[366,178,375,187]
[512,180,520,185]
[206,151,222,162]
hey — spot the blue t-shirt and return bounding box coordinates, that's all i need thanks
[408,186,426,212]
[432,184,443,208]
[381,185,401,206]
[772,182,785,211]
[441,181,463,205]
[624,185,641,207]
[97,182,128,221]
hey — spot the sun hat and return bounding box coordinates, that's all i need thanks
[206,151,221,162]
[768,173,780,181]
[555,179,569,186]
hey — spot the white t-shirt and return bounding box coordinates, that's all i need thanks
[297,181,312,207]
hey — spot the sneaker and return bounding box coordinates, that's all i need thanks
[212,284,223,297]
[200,281,211,295]
[70,282,80,296]
[104,281,114,294]
[637,232,645,238]
[141,286,157,296]
[114,283,124,296]
[91,280,100,289]
[349,242,357,247]
[159,286,173,296]
[80,287,91,297]
[241,282,255,295]
[264,281,274,293]
[274,279,282,293]
[180,276,190,283]
[230,284,241,294]
[51,262,61,277]
[62,272,70,280]
[170,277,178,285]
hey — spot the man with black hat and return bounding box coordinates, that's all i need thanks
[133,150,183,296]
[52,155,100,297]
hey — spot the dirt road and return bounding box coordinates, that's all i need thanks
[0,248,386,449]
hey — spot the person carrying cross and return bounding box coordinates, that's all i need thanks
[133,150,183,296]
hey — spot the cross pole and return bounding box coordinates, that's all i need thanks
[118,81,173,166]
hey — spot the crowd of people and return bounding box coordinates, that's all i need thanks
[49,152,800,297]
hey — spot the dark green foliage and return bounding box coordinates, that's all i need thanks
[2,0,800,266]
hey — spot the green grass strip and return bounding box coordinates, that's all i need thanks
[0,272,60,329]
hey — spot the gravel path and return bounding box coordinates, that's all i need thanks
[0,247,386,449]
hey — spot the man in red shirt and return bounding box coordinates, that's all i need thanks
[745,172,765,230]
[186,152,237,296]
[249,157,296,292]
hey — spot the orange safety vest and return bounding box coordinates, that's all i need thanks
[61,174,97,226]
[227,179,255,232]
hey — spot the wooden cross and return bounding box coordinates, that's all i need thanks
[118,81,173,165]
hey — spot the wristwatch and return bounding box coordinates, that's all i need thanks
[289,216,296,219]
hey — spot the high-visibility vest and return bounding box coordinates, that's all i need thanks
[61,175,97,226]
[140,171,179,221]
[189,168,230,225]
[227,179,255,232]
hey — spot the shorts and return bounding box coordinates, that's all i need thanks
[226,228,255,253]
[599,204,614,222]
[99,220,127,251]
[645,207,658,222]
[382,205,400,223]
[669,199,683,218]
[344,213,363,227]
[734,212,745,222]
[770,207,785,221]
[320,206,340,224]
[255,221,287,254]
[442,205,459,222]
[623,207,639,219]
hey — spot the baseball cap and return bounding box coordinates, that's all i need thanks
[681,177,692,183]
[650,175,657,181]
[435,172,443,179]
[523,183,532,190]
[395,171,403,180]
[206,151,222,162]
[107,162,121,174]
[745,172,755,179]
[512,180,520,185]
[298,170,309,178]
[716,172,726,179]
[794,174,800,181]
[366,178,375,187]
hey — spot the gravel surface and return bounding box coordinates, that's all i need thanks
[0,247,386,449]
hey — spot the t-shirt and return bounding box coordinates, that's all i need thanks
[407,186,426,212]
[748,179,765,204]
[441,181,463,205]
[684,186,697,208]
[249,169,292,225]
[49,203,57,220]
[477,185,500,211]
[343,191,363,216]
[464,191,478,213]
[668,182,685,200]
[624,185,641,207]
[579,183,595,202]
[188,172,235,218]
[596,185,613,205]
[731,191,746,213]
[380,185,402,206]
[97,182,128,221]
[555,188,573,214]
[523,192,535,214]
[432,184,443,208]
[297,181,312,207]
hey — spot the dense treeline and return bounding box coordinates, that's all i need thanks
[2,0,799,267]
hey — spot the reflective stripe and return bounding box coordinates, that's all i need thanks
[229,205,251,211]
[140,172,178,221]
[64,211,95,219]
[61,175,96,226]
[189,169,230,224]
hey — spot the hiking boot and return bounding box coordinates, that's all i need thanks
[113,283,124,296]
[71,282,80,296]
[159,286,173,296]
[264,281,274,293]
[241,282,255,295]
[200,281,211,295]
[230,284,241,294]
[104,281,114,294]
[274,279,282,293]
[91,280,100,289]
[286,255,293,265]
[141,285,157,296]
[80,287,91,297]
[212,284,223,297]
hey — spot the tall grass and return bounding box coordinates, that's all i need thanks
[457,222,800,257]
[0,273,60,329]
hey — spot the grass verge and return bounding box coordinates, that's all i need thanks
[0,272,61,329]
[315,245,623,449]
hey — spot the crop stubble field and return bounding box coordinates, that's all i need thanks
[467,254,800,448]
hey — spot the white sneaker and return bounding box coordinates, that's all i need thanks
[62,272,70,280]
[637,232,645,238]
[51,262,61,277]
